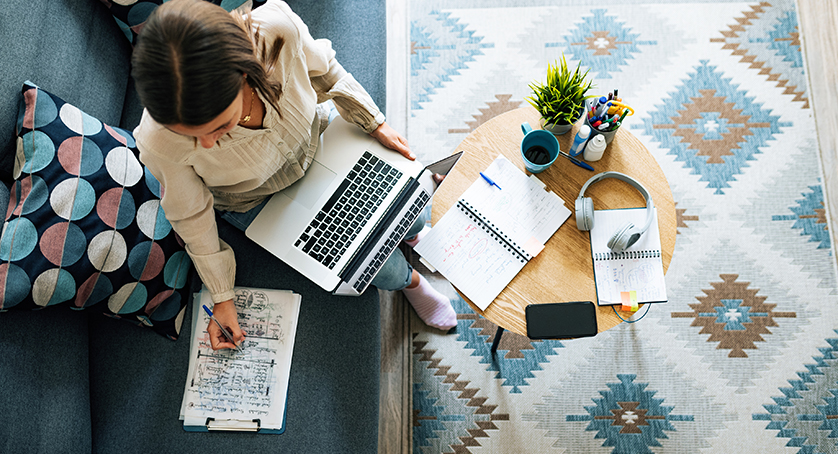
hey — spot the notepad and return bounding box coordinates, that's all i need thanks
[590,208,667,306]
[179,287,301,434]
[415,156,571,310]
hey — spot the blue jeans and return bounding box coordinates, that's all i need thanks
[219,201,426,292]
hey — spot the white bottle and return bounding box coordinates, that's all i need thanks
[569,125,591,156]
[583,134,607,161]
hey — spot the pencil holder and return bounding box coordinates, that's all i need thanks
[584,108,618,145]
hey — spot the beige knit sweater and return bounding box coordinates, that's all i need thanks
[135,0,386,303]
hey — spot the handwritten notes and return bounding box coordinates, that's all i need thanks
[180,287,301,432]
[415,156,570,310]
[590,208,667,305]
[418,202,524,310]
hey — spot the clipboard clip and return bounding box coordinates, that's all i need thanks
[205,418,262,432]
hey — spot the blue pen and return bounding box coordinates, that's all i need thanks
[479,172,502,190]
[558,150,594,171]
[203,304,243,351]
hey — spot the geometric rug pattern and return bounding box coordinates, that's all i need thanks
[402,1,838,452]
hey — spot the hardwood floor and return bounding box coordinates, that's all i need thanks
[377,1,838,452]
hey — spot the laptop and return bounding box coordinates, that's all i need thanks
[245,116,462,296]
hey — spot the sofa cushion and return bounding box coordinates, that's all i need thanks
[88,220,380,452]
[0,81,192,340]
[0,0,133,186]
[101,0,251,46]
[0,308,92,454]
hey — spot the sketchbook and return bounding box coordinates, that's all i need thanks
[179,287,301,434]
[590,207,667,306]
[415,156,571,310]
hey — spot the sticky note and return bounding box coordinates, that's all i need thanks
[621,291,639,312]
[522,236,545,257]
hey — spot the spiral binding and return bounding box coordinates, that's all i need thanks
[457,200,529,264]
[593,250,661,261]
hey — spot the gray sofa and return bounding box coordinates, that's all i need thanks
[0,1,385,452]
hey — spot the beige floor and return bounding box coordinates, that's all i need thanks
[377,1,838,452]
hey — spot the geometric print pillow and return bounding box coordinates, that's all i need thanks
[99,0,250,46]
[1,81,193,340]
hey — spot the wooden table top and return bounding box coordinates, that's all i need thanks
[430,106,676,336]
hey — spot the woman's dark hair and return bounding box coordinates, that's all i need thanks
[132,0,283,126]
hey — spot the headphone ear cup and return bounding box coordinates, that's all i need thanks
[607,222,635,253]
[575,197,594,231]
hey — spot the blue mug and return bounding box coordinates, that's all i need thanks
[520,122,560,173]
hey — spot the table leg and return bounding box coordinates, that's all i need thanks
[490,326,504,354]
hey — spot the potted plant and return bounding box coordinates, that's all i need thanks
[526,55,596,135]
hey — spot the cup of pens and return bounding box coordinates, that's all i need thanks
[585,93,633,146]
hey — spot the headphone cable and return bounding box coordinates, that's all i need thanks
[612,303,651,323]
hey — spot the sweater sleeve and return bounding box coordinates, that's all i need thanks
[261,0,386,133]
[135,117,237,304]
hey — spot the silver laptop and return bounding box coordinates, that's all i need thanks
[245,116,462,296]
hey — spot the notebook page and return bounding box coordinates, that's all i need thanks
[462,156,570,252]
[590,208,666,305]
[181,288,301,429]
[414,204,526,310]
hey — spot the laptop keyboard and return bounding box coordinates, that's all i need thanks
[353,190,430,292]
[294,151,402,269]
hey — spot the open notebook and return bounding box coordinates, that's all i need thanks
[415,156,571,310]
[590,207,667,306]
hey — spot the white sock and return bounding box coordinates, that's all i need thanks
[403,225,430,248]
[402,274,457,330]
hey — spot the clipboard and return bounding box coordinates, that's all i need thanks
[179,287,301,434]
[183,414,285,434]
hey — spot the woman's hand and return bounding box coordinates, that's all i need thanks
[207,299,246,350]
[370,122,414,160]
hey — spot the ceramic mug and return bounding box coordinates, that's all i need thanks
[520,122,560,173]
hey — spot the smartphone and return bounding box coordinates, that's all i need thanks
[525,302,598,339]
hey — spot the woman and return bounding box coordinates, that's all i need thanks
[132,0,456,349]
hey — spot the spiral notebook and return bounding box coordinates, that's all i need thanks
[415,156,571,310]
[590,207,667,306]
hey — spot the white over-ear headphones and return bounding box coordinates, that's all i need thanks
[575,171,655,253]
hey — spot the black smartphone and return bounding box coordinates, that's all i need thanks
[525,302,598,339]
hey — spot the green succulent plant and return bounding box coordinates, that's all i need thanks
[526,55,596,125]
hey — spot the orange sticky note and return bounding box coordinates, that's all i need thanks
[621,291,639,312]
[620,292,632,311]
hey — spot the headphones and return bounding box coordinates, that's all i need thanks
[575,171,655,253]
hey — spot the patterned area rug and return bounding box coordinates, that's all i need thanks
[401,1,838,452]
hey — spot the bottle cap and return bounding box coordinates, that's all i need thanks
[577,125,590,139]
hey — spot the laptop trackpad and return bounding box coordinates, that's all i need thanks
[283,160,336,209]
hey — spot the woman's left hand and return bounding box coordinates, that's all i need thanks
[370,122,414,160]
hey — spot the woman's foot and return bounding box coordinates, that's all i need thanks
[403,225,430,248]
[402,273,457,330]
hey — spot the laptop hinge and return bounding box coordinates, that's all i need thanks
[339,177,419,281]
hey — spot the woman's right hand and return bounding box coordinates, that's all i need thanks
[207,299,246,350]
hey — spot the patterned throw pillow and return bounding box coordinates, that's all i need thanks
[99,0,251,45]
[0,81,193,340]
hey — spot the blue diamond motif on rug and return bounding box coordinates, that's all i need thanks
[764,9,804,69]
[452,296,564,394]
[552,8,656,79]
[410,11,493,112]
[772,183,830,249]
[567,374,694,454]
[754,330,838,453]
[638,60,790,195]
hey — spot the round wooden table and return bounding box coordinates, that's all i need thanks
[431,106,676,338]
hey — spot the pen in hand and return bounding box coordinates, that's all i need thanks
[203,304,243,352]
